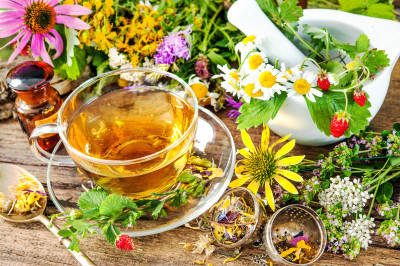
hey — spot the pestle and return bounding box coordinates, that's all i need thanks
[227,0,316,69]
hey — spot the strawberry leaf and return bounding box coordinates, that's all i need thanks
[305,91,371,136]
[362,49,390,75]
[236,92,287,130]
[280,0,303,23]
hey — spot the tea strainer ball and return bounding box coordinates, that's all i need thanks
[263,204,327,265]
[211,187,265,248]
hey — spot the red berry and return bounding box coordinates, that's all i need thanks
[317,78,330,91]
[115,234,135,250]
[330,111,350,138]
[11,42,31,56]
[353,89,367,107]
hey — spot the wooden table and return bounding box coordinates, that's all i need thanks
[1,60,400,265]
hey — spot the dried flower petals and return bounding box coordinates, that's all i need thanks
[8,175,46,214]
[212,194,256,245]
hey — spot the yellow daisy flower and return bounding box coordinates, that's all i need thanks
[229,125,304,211]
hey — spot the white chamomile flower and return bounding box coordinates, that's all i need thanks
[214,64,242,97]
[255,64,287,100]
[242,51,268,74]
[235,35,262,55]
[280,62,299,81]
[109,47,128,69]
[188,74,209,99]
[286,67,323,102]
[241,76,264,103]
[207,92,219,108]
[139,0,158,10]
[327,72,339,86]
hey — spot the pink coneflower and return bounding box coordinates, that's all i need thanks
[0,0,92,66]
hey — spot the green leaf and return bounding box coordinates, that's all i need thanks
[305,91,371,136]
[78,189,109,210]
[389,157,400,166]
[256,0,279,23]
[381,130,390,139]
[338,0,369,11]
[342,170,352,177]
[355,34,370,53]
[152,200,166,219]
[393,123,400,132]
[105,224,120,245]
[99,194,125,216]
[376,182,393,204]
[366,3,395,20]
[67,237,80,253]
[58,229,73,238]
[362,49,390,75]
[236,92,287,130]
[69,220,94,234]
[0,36,14,60]
[177,171,197,182]
[188,156,212,168]
[207,51,228,66]
[322,61,346,76]
[279,0,303,23]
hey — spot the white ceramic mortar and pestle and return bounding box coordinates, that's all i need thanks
[228,0,400,146]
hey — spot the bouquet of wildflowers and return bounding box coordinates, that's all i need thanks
[0,0,244,110]
[218,0,390,138]
[270,123,400,259]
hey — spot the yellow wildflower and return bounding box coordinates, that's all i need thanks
[280,240,311,262]
[229,125,304,211]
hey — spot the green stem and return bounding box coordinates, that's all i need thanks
[344,91,348,113]
[396,205,400,220]
[363,164,393,188]
[201,5,223,53]
[219,28,239,62]
[367,171,400,192]
[285,24,325,60]
[367,175,382,218]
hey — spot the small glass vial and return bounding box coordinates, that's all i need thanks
[6,61,62,152]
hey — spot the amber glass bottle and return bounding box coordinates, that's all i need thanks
[6,61,62,152]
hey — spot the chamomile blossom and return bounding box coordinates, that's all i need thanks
[188,75,209,100]
[241,76,265,103]
[235,35,262,55]
[255,64,287,100]
[286,67,323,102]
[242,51,268,73]
[280,62,295,80]
[214,65,242,97]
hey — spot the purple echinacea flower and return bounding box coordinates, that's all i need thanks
[0,0,92,66]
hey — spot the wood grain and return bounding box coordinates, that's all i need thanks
[0,60,399,265]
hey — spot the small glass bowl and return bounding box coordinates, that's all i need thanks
[211,187,265,248]
[263,204,327,265]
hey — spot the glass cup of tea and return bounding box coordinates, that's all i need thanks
[29,68,198,198]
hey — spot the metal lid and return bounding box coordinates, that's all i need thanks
[6,61,54,91]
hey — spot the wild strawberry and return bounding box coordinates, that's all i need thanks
[12,42,31,56]
[353,89,367,107]
[115,234,135,250]
[330,111,350,138]
[317,78,330,91]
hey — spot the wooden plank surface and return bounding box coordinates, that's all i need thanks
[0,60,399,265]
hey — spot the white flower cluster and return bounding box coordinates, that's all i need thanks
[108,47,157,81]
[342,215,375,249]
[216,35,338,103]
[319,176,373,216]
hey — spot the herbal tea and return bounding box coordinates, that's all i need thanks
[67,88,195,198]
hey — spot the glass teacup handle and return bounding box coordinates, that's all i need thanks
[29,123,75,166]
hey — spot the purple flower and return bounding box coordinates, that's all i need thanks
[289,235,309,246]
[0,0,91,66]
[226,95,243,119]
[195,55,212,79]
[154,24,192,65]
